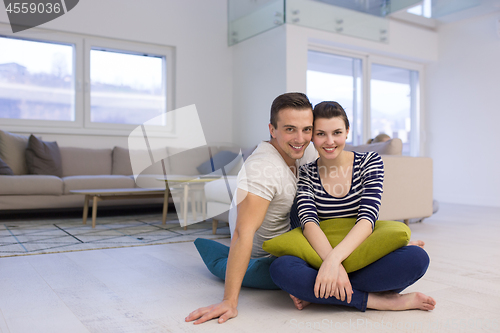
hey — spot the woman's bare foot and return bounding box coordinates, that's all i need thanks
[367,292,436,311]
[289,294,311,310]
[408,240,425,248]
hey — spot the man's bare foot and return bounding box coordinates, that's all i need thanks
[408,240,425,248]
[367,292,436,311]
[289,294,311,310]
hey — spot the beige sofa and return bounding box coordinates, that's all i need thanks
[206,138,433,232]
[0,130,243,212]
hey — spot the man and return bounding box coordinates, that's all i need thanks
[185,92,316,324]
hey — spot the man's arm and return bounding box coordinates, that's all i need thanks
[185,189,270,325]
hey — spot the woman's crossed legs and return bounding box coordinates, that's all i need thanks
[269,245,435,312]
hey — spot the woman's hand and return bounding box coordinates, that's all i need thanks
[314,257,353,303]
[314,257,340,299]
[332,264,353,304]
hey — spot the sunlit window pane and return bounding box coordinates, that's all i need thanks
[90,49,165,125]
[307,51,363,144]
[0,36,74,121]
[371,64,418,155]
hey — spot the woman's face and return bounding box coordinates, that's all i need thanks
[312,117,349,161]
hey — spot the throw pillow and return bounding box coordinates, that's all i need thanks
[196,150,239,175]
[344,138,403,156]
[194,238,279,290]
[25,135,63,177]
[262,218,411,273]
[0,157,14,175]
[0,130,29,175]
[111,146,133,175]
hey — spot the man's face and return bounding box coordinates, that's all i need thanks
[269,107,313,167]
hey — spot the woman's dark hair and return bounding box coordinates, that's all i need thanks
[270,92,313,128]
[313,101,350,130]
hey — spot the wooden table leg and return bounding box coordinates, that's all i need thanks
[183,184,189,230]
[212,218,218,235]
[92,196,98,228]
[162,188,169,225]
[202,190,207,221]
[82,195,89,225]
[191,192,197,221]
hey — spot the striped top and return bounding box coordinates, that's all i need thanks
[296,151,384,230]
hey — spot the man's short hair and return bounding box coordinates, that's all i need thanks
[270,92,313,128]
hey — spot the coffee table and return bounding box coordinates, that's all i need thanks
[70,188,168,228]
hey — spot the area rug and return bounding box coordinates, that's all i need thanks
[0,213,230,258]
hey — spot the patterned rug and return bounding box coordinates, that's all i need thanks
[0,213,230,257]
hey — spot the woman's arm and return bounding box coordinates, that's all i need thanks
[326,152,384,262]
[303,222,332,260]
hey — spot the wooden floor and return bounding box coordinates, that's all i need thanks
[0,203,499,333]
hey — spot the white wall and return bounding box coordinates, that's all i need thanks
[0,0,233,148]
[427,11,500,207]
[232,25,287,147]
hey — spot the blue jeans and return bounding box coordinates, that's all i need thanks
[269,245,429,311]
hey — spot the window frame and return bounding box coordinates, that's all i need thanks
[0,26,83,130]
[83,37,175,135]
[307,43,425,156]
[0,23,176,137]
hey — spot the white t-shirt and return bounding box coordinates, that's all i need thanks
[229,141,317,258]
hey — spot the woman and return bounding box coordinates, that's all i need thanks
[269,101,436,312]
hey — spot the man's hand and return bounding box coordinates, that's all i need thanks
[185,300,238,325]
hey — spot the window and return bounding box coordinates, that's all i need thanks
[371,64,419,156]
[0,25,174,136]
[307,48,422,156]
[307,51,363,145]
[90,49,166,125]
[0,36,75,121]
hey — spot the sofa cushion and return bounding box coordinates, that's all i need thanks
[63,175,135,194]
[345,138,402,155]
[112,146,133,175]
[25,135,63,177]
[0,130,29,175]
[0,175,63,195]
[0,157,14,175]
[167,146,212,176]
[60,147,112,177]
[197,150,240,175]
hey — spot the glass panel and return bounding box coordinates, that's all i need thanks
[228,0,284,46]
[307,51,363,145]
[0,36,74,121]
[287,0,390,43]
[90,49,165,125]
[407,0,480,18]
[370,64,418,155]
[388,0,424,14]
[431,0,480,18]
[312,0,421,16]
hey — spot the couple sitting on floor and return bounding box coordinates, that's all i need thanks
[186,92,436,325]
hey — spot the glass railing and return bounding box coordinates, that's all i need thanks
[228,0,424,46]
[228,0,284,46]
[286,0,390,43]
